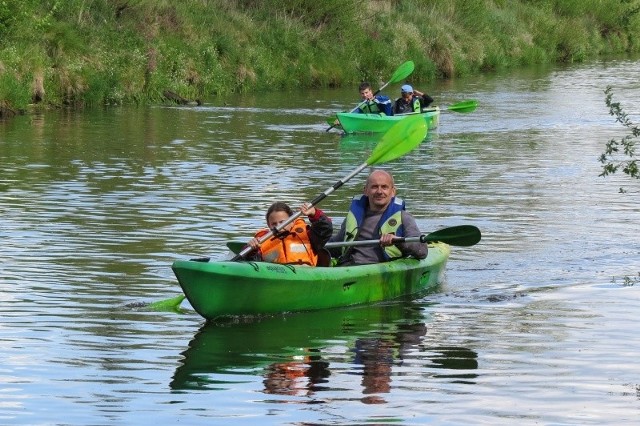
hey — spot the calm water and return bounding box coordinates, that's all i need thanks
[1,58,640,425]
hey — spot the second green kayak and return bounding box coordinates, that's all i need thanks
[337,107,440,134]
[172,242,450,321]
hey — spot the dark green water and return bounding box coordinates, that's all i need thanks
[1,58,639,425]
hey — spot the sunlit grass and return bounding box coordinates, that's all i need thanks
[1,0,639,112]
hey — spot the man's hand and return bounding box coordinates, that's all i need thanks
[379,233,396,246]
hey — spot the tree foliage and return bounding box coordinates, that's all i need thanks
[599,86,639,193]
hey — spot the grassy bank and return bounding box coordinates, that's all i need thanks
[1,0,639,115]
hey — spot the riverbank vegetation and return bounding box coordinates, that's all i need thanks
[1,0,640,116]
[600,86,639,193]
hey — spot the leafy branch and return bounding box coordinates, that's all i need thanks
[599,86,639,193]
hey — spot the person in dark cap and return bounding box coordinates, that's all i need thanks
[393,84,434,115]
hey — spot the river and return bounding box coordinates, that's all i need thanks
[1,57,639,425]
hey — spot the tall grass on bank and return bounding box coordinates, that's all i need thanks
[1,0,640,114]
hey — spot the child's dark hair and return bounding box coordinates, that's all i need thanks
[265,201,293,222]
[358,81,372,91]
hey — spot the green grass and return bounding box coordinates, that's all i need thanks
[1,0,640,112]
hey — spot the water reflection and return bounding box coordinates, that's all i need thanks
[354,322,428,404]
[262,348,329,397]
[429,346,479,382]
[170,301,478,399]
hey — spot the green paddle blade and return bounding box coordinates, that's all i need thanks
[227,241,246,254]
[146,294,186,311]
[326,114,342,127]
[447,100,478,113]
[367,115,427,165]
[425,225,481,247]
[389,60,415,84]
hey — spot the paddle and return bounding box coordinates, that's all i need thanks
[416,100,479,115]
[231,114,428,261]
[327,225,481,248]
[226,225,481,254]
[130,294,185,311]
[326,60,415,132]
[435,99,478,113]
[326,115,342,128]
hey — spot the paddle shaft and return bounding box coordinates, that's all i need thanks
[225,224,480,255]
[326,235,427,249]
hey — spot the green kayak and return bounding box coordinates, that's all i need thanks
[337,107,440,134]
[172,242,450,321]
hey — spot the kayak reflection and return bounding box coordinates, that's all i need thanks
[170,301,478,396]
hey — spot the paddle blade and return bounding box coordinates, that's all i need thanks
[447,100,478,113]
[389,60,415,84]
[326,115,342,129]
[226,241,246,255]
[146,294,186,311]
[425,225,481,247]
[367,115,427,165]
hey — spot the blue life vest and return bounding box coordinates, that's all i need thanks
[342,195,405,260]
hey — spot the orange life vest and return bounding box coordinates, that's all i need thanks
[254,218,319,266]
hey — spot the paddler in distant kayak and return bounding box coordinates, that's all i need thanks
[393,84,434,115]
[331,81,393,127]
[355,81,393,116]
[247,202,333,266]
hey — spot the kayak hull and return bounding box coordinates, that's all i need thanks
[172,242,450,320]
[337,108,440,134]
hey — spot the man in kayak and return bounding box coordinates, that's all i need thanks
[393,84,434,115]
[330,169,427,266]
[356,81,393,116]
[246,201,333,266]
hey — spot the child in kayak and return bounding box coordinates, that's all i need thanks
[330,81,393,128]
[246,202,333,266]
[356,81,393,116]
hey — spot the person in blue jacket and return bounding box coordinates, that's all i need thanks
[356,82,393,116]
[393,84,434,115]
[329,169,427,266]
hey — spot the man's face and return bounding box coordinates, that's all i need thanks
[364,171,396,212]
